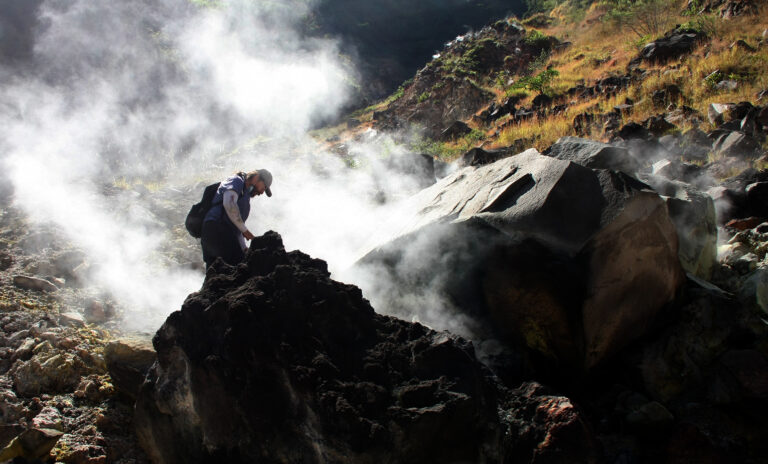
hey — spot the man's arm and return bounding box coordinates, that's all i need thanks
[222,190,248,234]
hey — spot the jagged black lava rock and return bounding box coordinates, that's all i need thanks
[135,232,586,464]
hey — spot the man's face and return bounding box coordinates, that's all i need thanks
[249,177,266,197]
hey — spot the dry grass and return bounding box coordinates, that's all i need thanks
[486,1,768,152]
[324,1,767,159]
[493,113,575,151]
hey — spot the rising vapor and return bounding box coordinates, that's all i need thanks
[0,0,461,334]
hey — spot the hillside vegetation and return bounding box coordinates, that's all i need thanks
[326,0,767,163]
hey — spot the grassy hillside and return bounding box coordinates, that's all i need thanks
[327,0,767,163]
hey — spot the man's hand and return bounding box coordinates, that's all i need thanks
[243,230,255,241]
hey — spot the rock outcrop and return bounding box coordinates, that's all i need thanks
[374,20,556,138]
[631,28,705,66]
[135,232,596,463]
[543,136,640,175]
[356,150,685,371]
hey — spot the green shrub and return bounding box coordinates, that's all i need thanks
[524,29,551,48]
[528,49,551,72]
[681,0,718,36]
[511,69,559,95]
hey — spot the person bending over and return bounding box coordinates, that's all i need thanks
[201,169,272,268]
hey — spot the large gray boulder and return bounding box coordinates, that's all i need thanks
[356,150,684,370]
[543,136,640,175]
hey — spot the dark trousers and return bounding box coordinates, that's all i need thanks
[201,220,244,269]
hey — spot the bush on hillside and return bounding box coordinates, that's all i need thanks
[602,0,677,39]
[511,69,560,95]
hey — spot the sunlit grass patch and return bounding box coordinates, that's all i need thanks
[494,113,576,151]
[410,128,487,161]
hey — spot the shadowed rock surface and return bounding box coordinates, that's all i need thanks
[356,150,685,372]
[135,232,596,464]
[543,136,639,175]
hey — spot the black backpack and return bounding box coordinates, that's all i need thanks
[185,182,222,238]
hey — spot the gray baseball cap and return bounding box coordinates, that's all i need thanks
[258,169,273,197]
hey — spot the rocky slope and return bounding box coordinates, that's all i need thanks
[1,2,767,463]
[134,232,596,463]
[0,201,151,463]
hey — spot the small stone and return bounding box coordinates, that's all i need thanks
[0,428,64,462]
[725,217,763,231]
[58,312,85,328]
[12,275,59,293]
[715,80,739,91]
[708,103,733,125]
[83,300,113,324]
[32,406,64,431]
[74,376,111,402]
[56,338,78,350]
[8,330,31,344]
[12,338,36,362]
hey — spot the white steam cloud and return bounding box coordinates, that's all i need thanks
[0,0,474,336]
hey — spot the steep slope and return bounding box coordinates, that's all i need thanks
[331,0,767,162]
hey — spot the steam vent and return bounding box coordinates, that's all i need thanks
[357,150,685,371]
[134,232,595,463]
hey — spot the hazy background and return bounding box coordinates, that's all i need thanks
[0,0,509,335]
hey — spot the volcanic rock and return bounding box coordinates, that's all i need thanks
[708,103,733,126]
[637,29,703,64]
[712,169,768,223]
[713,131,762,158]
[135,232,556,463]
[531,93,553,108]
[0,428,64,462]
[572,112,596,136]
[715,80,739,91]
[105,338,156,400]
[676,128,712,162]
[9,342,90,397]
[614,121,651,141]
[644,114,677,136]
[652,84,683,107]
[504,382,597,463]
[356,150,684,370]
[719,0,759,18]
[543,136,639,174]
[12,275,58,293]
[439,120,471,140]
[459,146,516,167]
